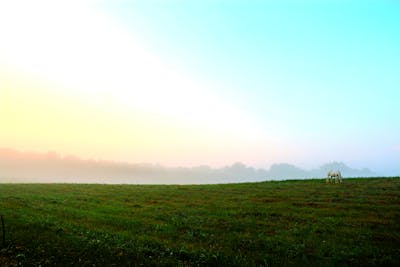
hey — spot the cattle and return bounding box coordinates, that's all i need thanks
[326,170,343,183]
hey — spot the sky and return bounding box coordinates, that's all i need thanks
[0,0,399,175]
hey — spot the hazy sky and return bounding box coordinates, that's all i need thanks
[0,0,399,174]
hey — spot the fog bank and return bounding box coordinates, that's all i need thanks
[0,148,376,184]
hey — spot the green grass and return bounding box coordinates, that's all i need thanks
[0,178,399,266]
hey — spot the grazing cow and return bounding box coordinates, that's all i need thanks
[326,170,343,183]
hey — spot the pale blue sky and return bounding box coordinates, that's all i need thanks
[1,1,398,175]
[95,1,400,174]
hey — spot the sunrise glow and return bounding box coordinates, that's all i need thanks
[1,0,399,174]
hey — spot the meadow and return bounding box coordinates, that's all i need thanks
[0,178,399,266]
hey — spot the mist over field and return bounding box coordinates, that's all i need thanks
[1,1,399,266]
[0,148,375,184]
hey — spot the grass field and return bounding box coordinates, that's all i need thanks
[0,178,399,266]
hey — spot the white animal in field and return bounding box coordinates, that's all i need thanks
[326,170,343,183]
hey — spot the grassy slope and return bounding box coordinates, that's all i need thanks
[0,178,399,266]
